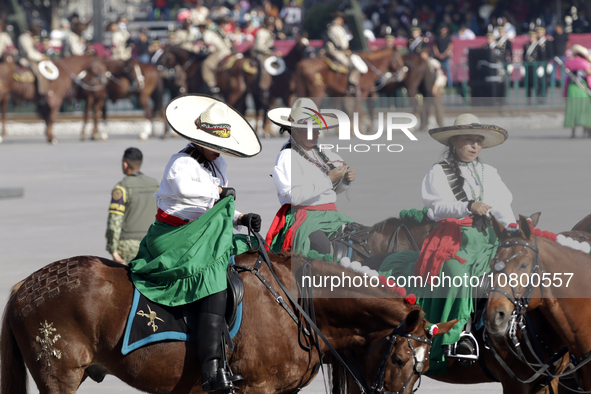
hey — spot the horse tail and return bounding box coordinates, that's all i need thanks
[1,284,28,394]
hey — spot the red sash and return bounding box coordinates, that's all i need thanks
[155,208,190,227]
[414,217,472,283]
[264,203,337,251]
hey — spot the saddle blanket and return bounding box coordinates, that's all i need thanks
[121,256,243,355]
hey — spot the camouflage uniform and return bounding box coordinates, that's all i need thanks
[106,172,159,264]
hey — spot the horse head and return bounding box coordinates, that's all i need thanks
[486,215,542,337]
[360,308,457,393]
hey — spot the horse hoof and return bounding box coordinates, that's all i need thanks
[100,133,108,141]
[0,135,3,143]
[49,138,58,145]
[138,132,149,141]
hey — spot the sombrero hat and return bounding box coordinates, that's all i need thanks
[571,44,590,60]
[267,98,339,131]
[165,94,261,158]
[428,113,508,148]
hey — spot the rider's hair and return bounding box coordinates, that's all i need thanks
[446,137,481,190]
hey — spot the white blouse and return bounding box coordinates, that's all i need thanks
[272,142,350,207]
[421,160,515,227]
[155,149,242,224]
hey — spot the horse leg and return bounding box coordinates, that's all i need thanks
[81,96,90,141]
[93,98,105,141]
[45,106,58,144]
[0,95,7,142]
[138,93,152,140]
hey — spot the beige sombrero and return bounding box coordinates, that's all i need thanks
[428,113,508,148]
[165,94,261,158]
[571,44,590,61]
[267,98,339,131]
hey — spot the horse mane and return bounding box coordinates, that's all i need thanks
[373,217,404,233]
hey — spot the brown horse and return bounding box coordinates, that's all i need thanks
[378,53,436,131]
[216,54,259,118]
[159,45,207,95]
[0,55,106,143]
[347,213,570,393]
[80,58,167,140]
[486,215,591,391]
[0,251,457,394]
[294,47,405,99]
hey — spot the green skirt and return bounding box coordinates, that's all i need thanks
[564,82,591,128]
[268,207,354,261]
[378,225,499,376]
[128,198,240,307]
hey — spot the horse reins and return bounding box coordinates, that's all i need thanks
[54,57,109,92]
[487,238,591,392]
[236,230,433,394]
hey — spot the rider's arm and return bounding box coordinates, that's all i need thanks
[482,165,515,227]
[422,164,471,221]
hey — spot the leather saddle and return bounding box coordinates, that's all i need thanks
[225,264,244,330]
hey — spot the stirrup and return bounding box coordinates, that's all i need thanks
[444,331,479,362]
[202,368,235,393]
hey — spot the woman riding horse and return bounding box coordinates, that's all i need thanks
[265,98,356,261]
[128,94,262,392]
[377,114,515,376]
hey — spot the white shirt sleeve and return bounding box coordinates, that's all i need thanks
[422,164,471,221]
[272,149,292,204]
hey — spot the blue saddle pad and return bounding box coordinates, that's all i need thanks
[121,256,243,355]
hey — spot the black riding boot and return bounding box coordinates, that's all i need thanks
[197,312,236,392]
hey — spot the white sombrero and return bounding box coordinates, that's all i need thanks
[267,98,339,131]
[571,44,590,61]
[38,60,59,81]
[165,94,261,158]
[428,113,508,148]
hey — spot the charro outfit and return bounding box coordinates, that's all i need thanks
[128,95,261,392]
[171,27,198,52]
[63,30,86,56]
[111,28,132,60]
[17,31,48,94]
[377,114,514,376]
[325,21,359,88]
[265,98,354,261]
[252,26,275,92]
[0,32,15,60]
[106,171,159,264]
[523,35,545,98]
[201,26,233,90]
[563,46,591,129]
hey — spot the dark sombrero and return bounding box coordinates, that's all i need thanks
[165,94,261,158]
[428,113,508,148]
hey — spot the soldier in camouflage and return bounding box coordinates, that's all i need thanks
[106,148,160,264]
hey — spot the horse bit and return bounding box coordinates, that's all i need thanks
[366,320,432,394]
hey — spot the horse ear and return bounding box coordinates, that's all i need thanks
[529,212,541,228]
[491,215,507,240]
[519,215,532,239]
[431,319,459,337]
[404,309,421,332]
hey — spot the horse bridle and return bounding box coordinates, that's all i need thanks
[366,320,432,394]
[486,238,591,391]
[239,231,433,394]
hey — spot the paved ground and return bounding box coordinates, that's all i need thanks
[0,112,589,393]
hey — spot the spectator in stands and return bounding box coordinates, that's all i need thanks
[132,28,152,63]
[150,0,170,21]
[553,24,569,83]
[457,24,476,40]
[433,25,453,88]
[279,0,303,39]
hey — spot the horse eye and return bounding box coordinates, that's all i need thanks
[392,354,403,367]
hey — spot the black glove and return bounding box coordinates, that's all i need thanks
[240,213,261,233]
[219,187,236,200]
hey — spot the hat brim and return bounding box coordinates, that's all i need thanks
[429,124,508,148]
[267,107,340,130]
[166,94,261,158]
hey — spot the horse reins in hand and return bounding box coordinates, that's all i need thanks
[235,230,432,394]
[488,238,591,391]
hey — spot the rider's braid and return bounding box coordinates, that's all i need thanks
[446,142,464,190]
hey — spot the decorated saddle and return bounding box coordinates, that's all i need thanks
[121,258,244,355]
